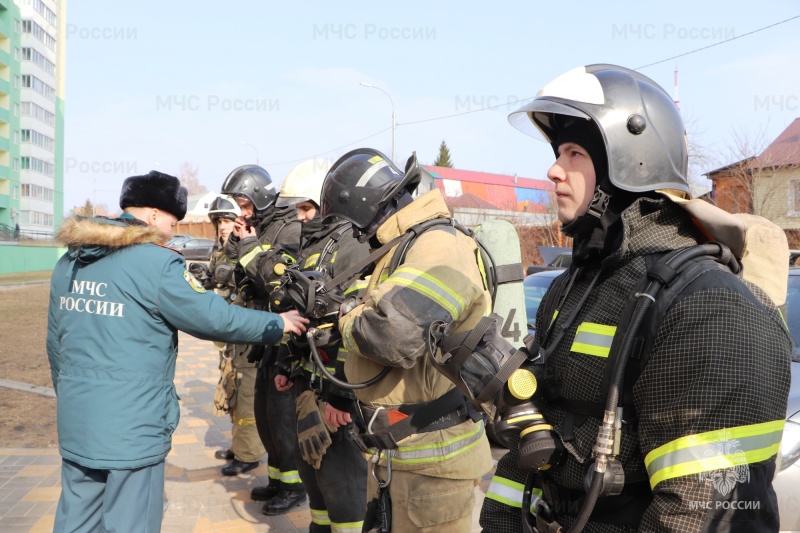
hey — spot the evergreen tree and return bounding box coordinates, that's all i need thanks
[433,140,454,168]
[80,199,94,217]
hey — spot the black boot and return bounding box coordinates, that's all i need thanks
[214,448,234,460]
[251,484,280,501]
[221,459,259,476]
[262,490,306,515]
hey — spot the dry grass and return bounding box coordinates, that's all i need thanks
[0,283,58,448]
[0,270,52,283]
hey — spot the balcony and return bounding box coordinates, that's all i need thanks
[0,193,8,209]
[0,77,8,97]
[0,135,8,151]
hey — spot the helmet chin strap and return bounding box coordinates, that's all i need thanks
[562,185,625,267]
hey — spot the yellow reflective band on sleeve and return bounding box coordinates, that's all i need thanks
[368,419,485,465]
[644,420,785,489]
[485,476,543,512]
[341,321,357,353]
[304,253,320,269]
[310,508,331,526]
[389,266,465,321]
[331,521,364,533]
[570,322,616,358]
[232,416,257,426]
[239,244,271,268]
[344,279,368,296]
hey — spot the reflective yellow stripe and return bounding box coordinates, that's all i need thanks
[281,469,302,484]
[344,279,368,296]
[390,266,465,320]
[332,521,363,533]
[304,253,320,268]
[368,419,485,465]
[570,322,616,358]
[485,476,543,511]
[310,508,330,526]
[239,244,271,268]
[342,321,357,353]
[644,420,785,489]
[232,416,257,426]
[268,465,280,480]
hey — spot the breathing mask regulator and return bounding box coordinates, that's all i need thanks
[271,266,344,360]
[428,316,564,471]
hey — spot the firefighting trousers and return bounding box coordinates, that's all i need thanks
[294,378,367,533]
[229,363,265,463]
[254,360,303,492]
[367,466,477,532]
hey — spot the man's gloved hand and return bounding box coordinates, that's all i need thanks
[296,390,335,469]
[188,262,214,289]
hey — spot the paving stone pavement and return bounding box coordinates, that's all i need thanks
[0,332,505,532]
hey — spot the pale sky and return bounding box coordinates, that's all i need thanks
[63,0,800,211]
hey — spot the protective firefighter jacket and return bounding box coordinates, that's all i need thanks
[339,189,493,479]
[480,197,792,532]
[46,216,286,470]
[226,206,301,292]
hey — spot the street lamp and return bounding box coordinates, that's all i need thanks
[239,141,260,165]
[360,82,395,163]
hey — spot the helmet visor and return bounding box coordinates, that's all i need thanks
[275,196,312,208]
[508,99,591,142]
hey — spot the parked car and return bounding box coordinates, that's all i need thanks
[174,238,215,260]
[526,246,572,275]
[523,268,566,334]
[166,234,193,248]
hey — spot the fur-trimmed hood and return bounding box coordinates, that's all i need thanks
[57,216,168,263]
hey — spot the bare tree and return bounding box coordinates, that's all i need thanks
[178,162,207,195]
[710,126,799,218]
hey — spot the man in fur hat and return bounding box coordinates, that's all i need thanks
[46,170,309,533]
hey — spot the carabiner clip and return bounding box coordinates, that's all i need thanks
[370,450,392,488]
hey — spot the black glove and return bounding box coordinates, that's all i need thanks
[188,262,214,290]
[213,262,235,287]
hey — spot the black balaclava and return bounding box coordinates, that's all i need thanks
[551,117,640,267]
[356,189,415,247]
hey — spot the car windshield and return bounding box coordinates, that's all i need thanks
[787,275,800,357]
[524,274,559,329]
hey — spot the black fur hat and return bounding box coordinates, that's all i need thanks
[119,170,188,220]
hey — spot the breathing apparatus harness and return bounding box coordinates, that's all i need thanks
[525,242,740,533]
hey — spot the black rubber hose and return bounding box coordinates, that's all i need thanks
[567,243,721,532]
[307,328,390,389]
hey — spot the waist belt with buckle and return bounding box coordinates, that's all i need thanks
[353,388,481,451]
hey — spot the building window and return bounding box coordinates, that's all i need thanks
[14,76,20,89]
[20,101,55,126]
[20,183,54,202]
[13,103,20,117]
[13,186,19,200]
[21,48,56,76]
[21,20,56,51]
[14,47,21,61]
[21,75,56,101]
[13,159,19,171]
[13,131,19,144]
[20,129,55,152]
[19,156,55,176]
[14,19,21,34]
[790,180,800,216]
